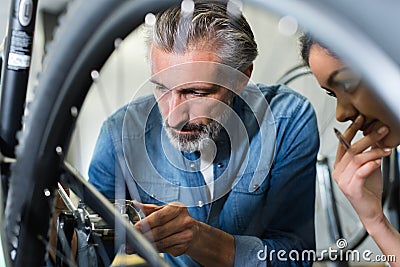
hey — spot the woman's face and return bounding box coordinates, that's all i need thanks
[308,44,400,148]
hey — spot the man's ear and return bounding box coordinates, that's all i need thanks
[243,64,253,78]
[235,64,253,94]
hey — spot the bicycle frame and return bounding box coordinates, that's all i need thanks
[1,0,38,158]
[1,0,37,265]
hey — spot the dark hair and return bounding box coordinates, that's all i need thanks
[150,0,258,71]
[299,32,338,66]
[299,33,314,66]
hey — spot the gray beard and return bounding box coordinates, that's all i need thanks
[163,118,222,153]
[163,106,232,152]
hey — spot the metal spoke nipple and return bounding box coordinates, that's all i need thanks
[145,13,156,26]
[44,188,51,197]
[70,106,78,117]
[181,0,195,14]
[278,15,298,36]
[91,70,100,81]
[56,146,63,155]
[114,38,122,49]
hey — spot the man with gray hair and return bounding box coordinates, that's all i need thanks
[89,1,319,266]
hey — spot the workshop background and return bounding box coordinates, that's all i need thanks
[0,0,385,266]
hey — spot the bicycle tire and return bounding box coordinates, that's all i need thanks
[4,0,400,266]
[4,0,180,266]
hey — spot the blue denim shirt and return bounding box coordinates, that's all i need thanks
[88,83,319,266]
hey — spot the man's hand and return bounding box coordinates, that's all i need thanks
[134,202,199,257]
[134,202,235,266]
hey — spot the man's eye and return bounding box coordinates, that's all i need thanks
[187,89,208,96]
[192,91,207,96]
[155,85,168,92]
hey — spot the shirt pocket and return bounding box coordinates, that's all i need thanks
[137,180,180,206]
[228,171,270,232]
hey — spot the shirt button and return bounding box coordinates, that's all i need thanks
[190,163,196,169]
[253,184,260,190]
[217,163,223,168]
[150,194,155,198]
[197,201,204,207]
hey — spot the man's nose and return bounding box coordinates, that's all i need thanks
[167,93,189,129]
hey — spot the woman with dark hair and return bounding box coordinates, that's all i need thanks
[300,34,400,265]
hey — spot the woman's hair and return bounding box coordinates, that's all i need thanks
[299,32,338,66]
[299,33,314,66]
[149,0,258,71]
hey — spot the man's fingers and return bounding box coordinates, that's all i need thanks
[138,211,194,241]
[132,201,163,216]
[154,229,194,253]
[136,203,185,230]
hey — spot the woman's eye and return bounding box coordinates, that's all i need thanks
[340,80,360,93]
[324,89,336,98]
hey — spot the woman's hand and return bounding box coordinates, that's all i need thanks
[332,115,392,229]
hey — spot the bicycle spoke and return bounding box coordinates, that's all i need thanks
[60,160,169,267]
[37,234,77,267]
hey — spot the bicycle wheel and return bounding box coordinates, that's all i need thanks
[4,0,400,266]
[3,0,180,266]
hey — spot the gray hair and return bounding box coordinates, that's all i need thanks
[149,0,258,71]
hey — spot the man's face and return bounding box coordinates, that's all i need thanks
[149,45,236,152]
